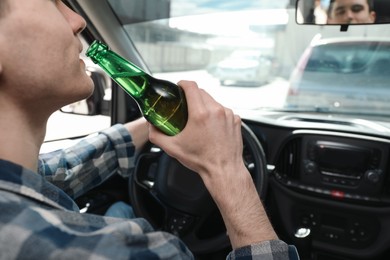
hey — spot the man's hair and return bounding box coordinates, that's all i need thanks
[367,0,375,12]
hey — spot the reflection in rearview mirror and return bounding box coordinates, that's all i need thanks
[296,0,390,25]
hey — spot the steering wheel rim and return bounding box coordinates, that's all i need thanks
[129,122,267,255]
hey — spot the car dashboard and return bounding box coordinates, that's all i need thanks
[241,111,390,260]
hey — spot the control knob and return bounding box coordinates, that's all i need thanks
[365,169,382,184]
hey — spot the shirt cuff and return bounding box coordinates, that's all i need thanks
[99,124,136,177]
[227,240,300,259]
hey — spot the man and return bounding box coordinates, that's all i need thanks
[0,0,299,259]
[327,0,376,24]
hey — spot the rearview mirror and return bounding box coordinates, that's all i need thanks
[296,0,390,25]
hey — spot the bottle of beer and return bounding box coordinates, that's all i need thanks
[86,40,188,136]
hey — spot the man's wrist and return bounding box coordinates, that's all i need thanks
[200,164,278,248]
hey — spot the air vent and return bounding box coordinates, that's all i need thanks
[275,138,302,179]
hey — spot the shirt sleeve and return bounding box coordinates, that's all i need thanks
[226,240,300,260]
[38,124,136,199]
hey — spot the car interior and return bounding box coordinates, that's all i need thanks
[43,0,390,259]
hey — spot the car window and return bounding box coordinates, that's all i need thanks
[307,41,390,74]
[103,0,390,118]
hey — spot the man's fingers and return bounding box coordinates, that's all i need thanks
[177,80,206,116]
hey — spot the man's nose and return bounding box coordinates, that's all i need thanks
[346,9,354,20]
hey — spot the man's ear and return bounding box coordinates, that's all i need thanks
[371,12,376,23]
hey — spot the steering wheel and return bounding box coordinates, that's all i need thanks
[129,122,267,255]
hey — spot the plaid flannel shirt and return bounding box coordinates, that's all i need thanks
[0,124,299,259]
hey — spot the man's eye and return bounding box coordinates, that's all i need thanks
[335,9,346,16]
[351,5,364,13]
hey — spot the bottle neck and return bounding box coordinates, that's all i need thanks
[93,50,145,77]
[91,49,147,97]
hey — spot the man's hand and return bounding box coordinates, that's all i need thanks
[149,80,278,249]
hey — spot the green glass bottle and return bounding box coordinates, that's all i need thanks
[86,40,188,136]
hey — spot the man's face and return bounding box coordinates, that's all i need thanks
[0,0,94,114]
[327,0,376,24]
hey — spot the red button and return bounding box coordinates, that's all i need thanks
[331,190,345,199]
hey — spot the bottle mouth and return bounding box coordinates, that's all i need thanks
[86,40,108,63]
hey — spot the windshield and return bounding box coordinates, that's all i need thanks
[107,0,390,121]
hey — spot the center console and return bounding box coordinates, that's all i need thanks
[275,134,390,202]
[271,132,390,257]
[301,135,387,198]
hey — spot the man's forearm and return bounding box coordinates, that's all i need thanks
[201,164,278,249]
